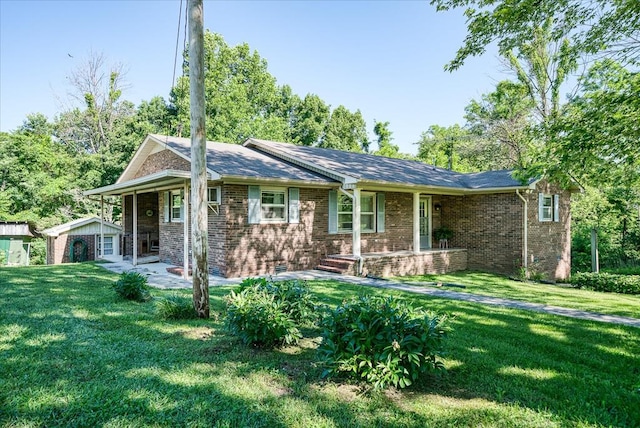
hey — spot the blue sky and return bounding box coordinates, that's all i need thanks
[0,0,508,154]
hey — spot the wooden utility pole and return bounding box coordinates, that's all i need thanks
[188,0,209,318]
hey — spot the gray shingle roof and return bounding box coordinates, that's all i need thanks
[156,135,337,184]
[245,138,528,190]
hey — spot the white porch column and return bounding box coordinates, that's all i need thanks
[99,195,104,259]
[413,192,420,254]
[183,181,190,280]
[133,191,138,266]
[352,188,361,257]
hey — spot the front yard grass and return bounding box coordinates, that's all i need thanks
[1,264,639,427]
[395,271,640,319]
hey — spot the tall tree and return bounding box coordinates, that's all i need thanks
[464,80,535,169]
[171,32,293,144]
[416,124,474,171]
[290,94,329,146]
[320,105,368,152]
[430,0,640,71]
[552,59,640,187]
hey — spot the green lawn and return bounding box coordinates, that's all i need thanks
[1,264,639,427]
[394,271,640,319]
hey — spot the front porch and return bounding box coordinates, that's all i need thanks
[318,248,468,277]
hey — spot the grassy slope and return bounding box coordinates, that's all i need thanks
[0,264,638,427]
[394,271,640,319]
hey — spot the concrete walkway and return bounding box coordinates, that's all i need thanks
[99,260,640,328]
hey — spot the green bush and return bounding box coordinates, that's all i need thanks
[571,272,640,295]
[224,278,317,347]
[319,295,449,390]
[112,271,150,302]
[156,294,198,320]
[237,277,317,324]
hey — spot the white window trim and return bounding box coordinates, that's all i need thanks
[539,193,559,222]
[338,192,376,233]
[171,190,184,223]
[260,187,288,223]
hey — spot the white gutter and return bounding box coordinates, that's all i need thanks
[516,189,528,276]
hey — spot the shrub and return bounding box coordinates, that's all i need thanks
[571,272,640,295]
[112,271,150,302]
[156,294,198,320]
[238,277,316,324]
[224,278,317,347]
[319,295,449,390]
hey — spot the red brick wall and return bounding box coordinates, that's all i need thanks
[134,150,190,178]
[48,233,97,264]
[154,182,570,280]
[361,249,468,277]
[439,182,571,280]
[221,187,417,277]
[526,181,572,280]
[441,193,523,276]
[123,193,159,256]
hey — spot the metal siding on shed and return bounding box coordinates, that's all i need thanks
[67,223,121,236]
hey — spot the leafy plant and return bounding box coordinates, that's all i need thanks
[571,272,640,295]
[112,271,150,302]
[238,277,317,324]
[224,278,317,347]
[156,293,198,320]
[433,226,454,241]
[319,295,449,390]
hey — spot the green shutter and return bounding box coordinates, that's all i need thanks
[289,188,300,224]
[538,193,544,221]
[248,185,260,224]
[163,191,170,222]
[377,193,385,232]
[328,190,337,234]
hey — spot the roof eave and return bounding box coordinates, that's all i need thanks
[84,170,197,196]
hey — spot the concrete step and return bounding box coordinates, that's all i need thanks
[320,258,354,270]
[314,265,345,274]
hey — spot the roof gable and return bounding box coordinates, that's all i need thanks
[42,217,122,237]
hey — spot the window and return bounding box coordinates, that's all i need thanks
[207,186,221,205]
[261,188,287,222]
[171,190,183,222]
[248,186,299,225]
[539,193,559,222]
[98,236,113,255]
[337,192,376,233]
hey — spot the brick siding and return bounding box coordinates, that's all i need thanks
[134,150,190,178]
[129,179,570,280]
[48,233,97,264]
[526,181,571,280]
[123,193,159,256]
[361,249,468,277]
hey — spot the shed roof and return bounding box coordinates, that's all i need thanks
[0,221,35,238]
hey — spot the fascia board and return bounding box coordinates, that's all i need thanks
[84,170,194,196]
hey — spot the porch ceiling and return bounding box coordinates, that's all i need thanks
[84,170,196,196]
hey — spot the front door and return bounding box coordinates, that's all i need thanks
[419,197,431,250]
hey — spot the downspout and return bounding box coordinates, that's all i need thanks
[338,187,363,276]
[516,190,528,277]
